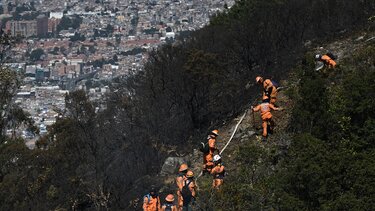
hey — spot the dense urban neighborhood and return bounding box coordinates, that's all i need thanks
[0,0,233,146]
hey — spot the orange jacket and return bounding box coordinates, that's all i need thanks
[262,79,277,100]
[208,137,216,154]
[204,153,214,166]
[176,173,185,191]
[263,79,273,90]
[211,164,225,179]
[253,102,278,120]
[143,195,161,211]
[321,55,336,68]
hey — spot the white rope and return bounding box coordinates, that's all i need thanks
[220,109,248,154]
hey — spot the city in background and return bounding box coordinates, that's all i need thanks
[0,0,234,147]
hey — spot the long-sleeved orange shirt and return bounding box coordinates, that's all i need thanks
[253,102,278,120]
[143,195,161,211]
[321,55,337,68]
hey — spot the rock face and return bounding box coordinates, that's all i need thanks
[160,156,189,176]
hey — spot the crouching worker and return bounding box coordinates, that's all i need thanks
[211,154,225,190]
[315,53,337,70]
[162,194,177,211]
[143,187,161,211]
[251,99,283,141]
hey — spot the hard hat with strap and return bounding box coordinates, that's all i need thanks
[186,170,194,178]
[179,163,188,172]
[165,194,175,202]
[211,129,219,136]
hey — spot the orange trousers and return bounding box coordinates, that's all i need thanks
[177,190,183,210]
[203,153,214,172]
[261,117,272,137]
[212,178,224,189]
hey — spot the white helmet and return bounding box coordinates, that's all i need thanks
[213,154,221,162]
[315,54,321,60]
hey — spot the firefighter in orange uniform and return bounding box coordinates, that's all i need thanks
[176,164,188,210]
[162,194,177,211]
[315,54,337,69]
[203,130,219,173]
[256,76,278,105]
[211,154,225,190]
[143,187,161,211]
[252,99,283,141]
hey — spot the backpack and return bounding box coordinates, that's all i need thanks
[143,194,151,203]
[199,141,209,153]
[271,80,279,89]
[163,203,174,211]
[143,194,159,206]
[326,52,337,60]
[181,180,193,204]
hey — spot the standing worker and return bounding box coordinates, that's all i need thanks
[176,164,188,211]
[143,187,161,211]
[211,155,225,190]
[181,170,197,211]
[252,99,283,141]
[162,194,178,211]
[203,130,220,174]
[256,76,278,105]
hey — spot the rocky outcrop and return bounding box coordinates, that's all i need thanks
[160,156,189,176]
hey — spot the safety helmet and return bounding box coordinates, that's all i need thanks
[315,54,321,60]
[256,76,262,83]
[186,170,194,178]
[213,154,221,162]
[179,163,188,172]
[165,194,175,202]
[211,129,219,136]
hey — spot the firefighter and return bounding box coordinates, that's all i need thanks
[211,154,225,190]
[143,187,161,211]
[315,53,337,69]
[176,164,188,210]
[203,130,219,173]
[162,194,177,211]
[252,99,283,141]
[181,170,196,211]
[256,76,278,105]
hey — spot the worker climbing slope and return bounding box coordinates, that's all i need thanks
[176,164,188,211]
[181,170,197,211]
[143,187,161,211]
[211,154,225,190]
[315,53,337,70]
[252,99,283,141]
[202,130,220,174]
[256,76,279,105]
[162,194,178,211]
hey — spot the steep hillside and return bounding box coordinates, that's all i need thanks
[1,1,375,210]
[193,31,375,210]
[127,29,375,210]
